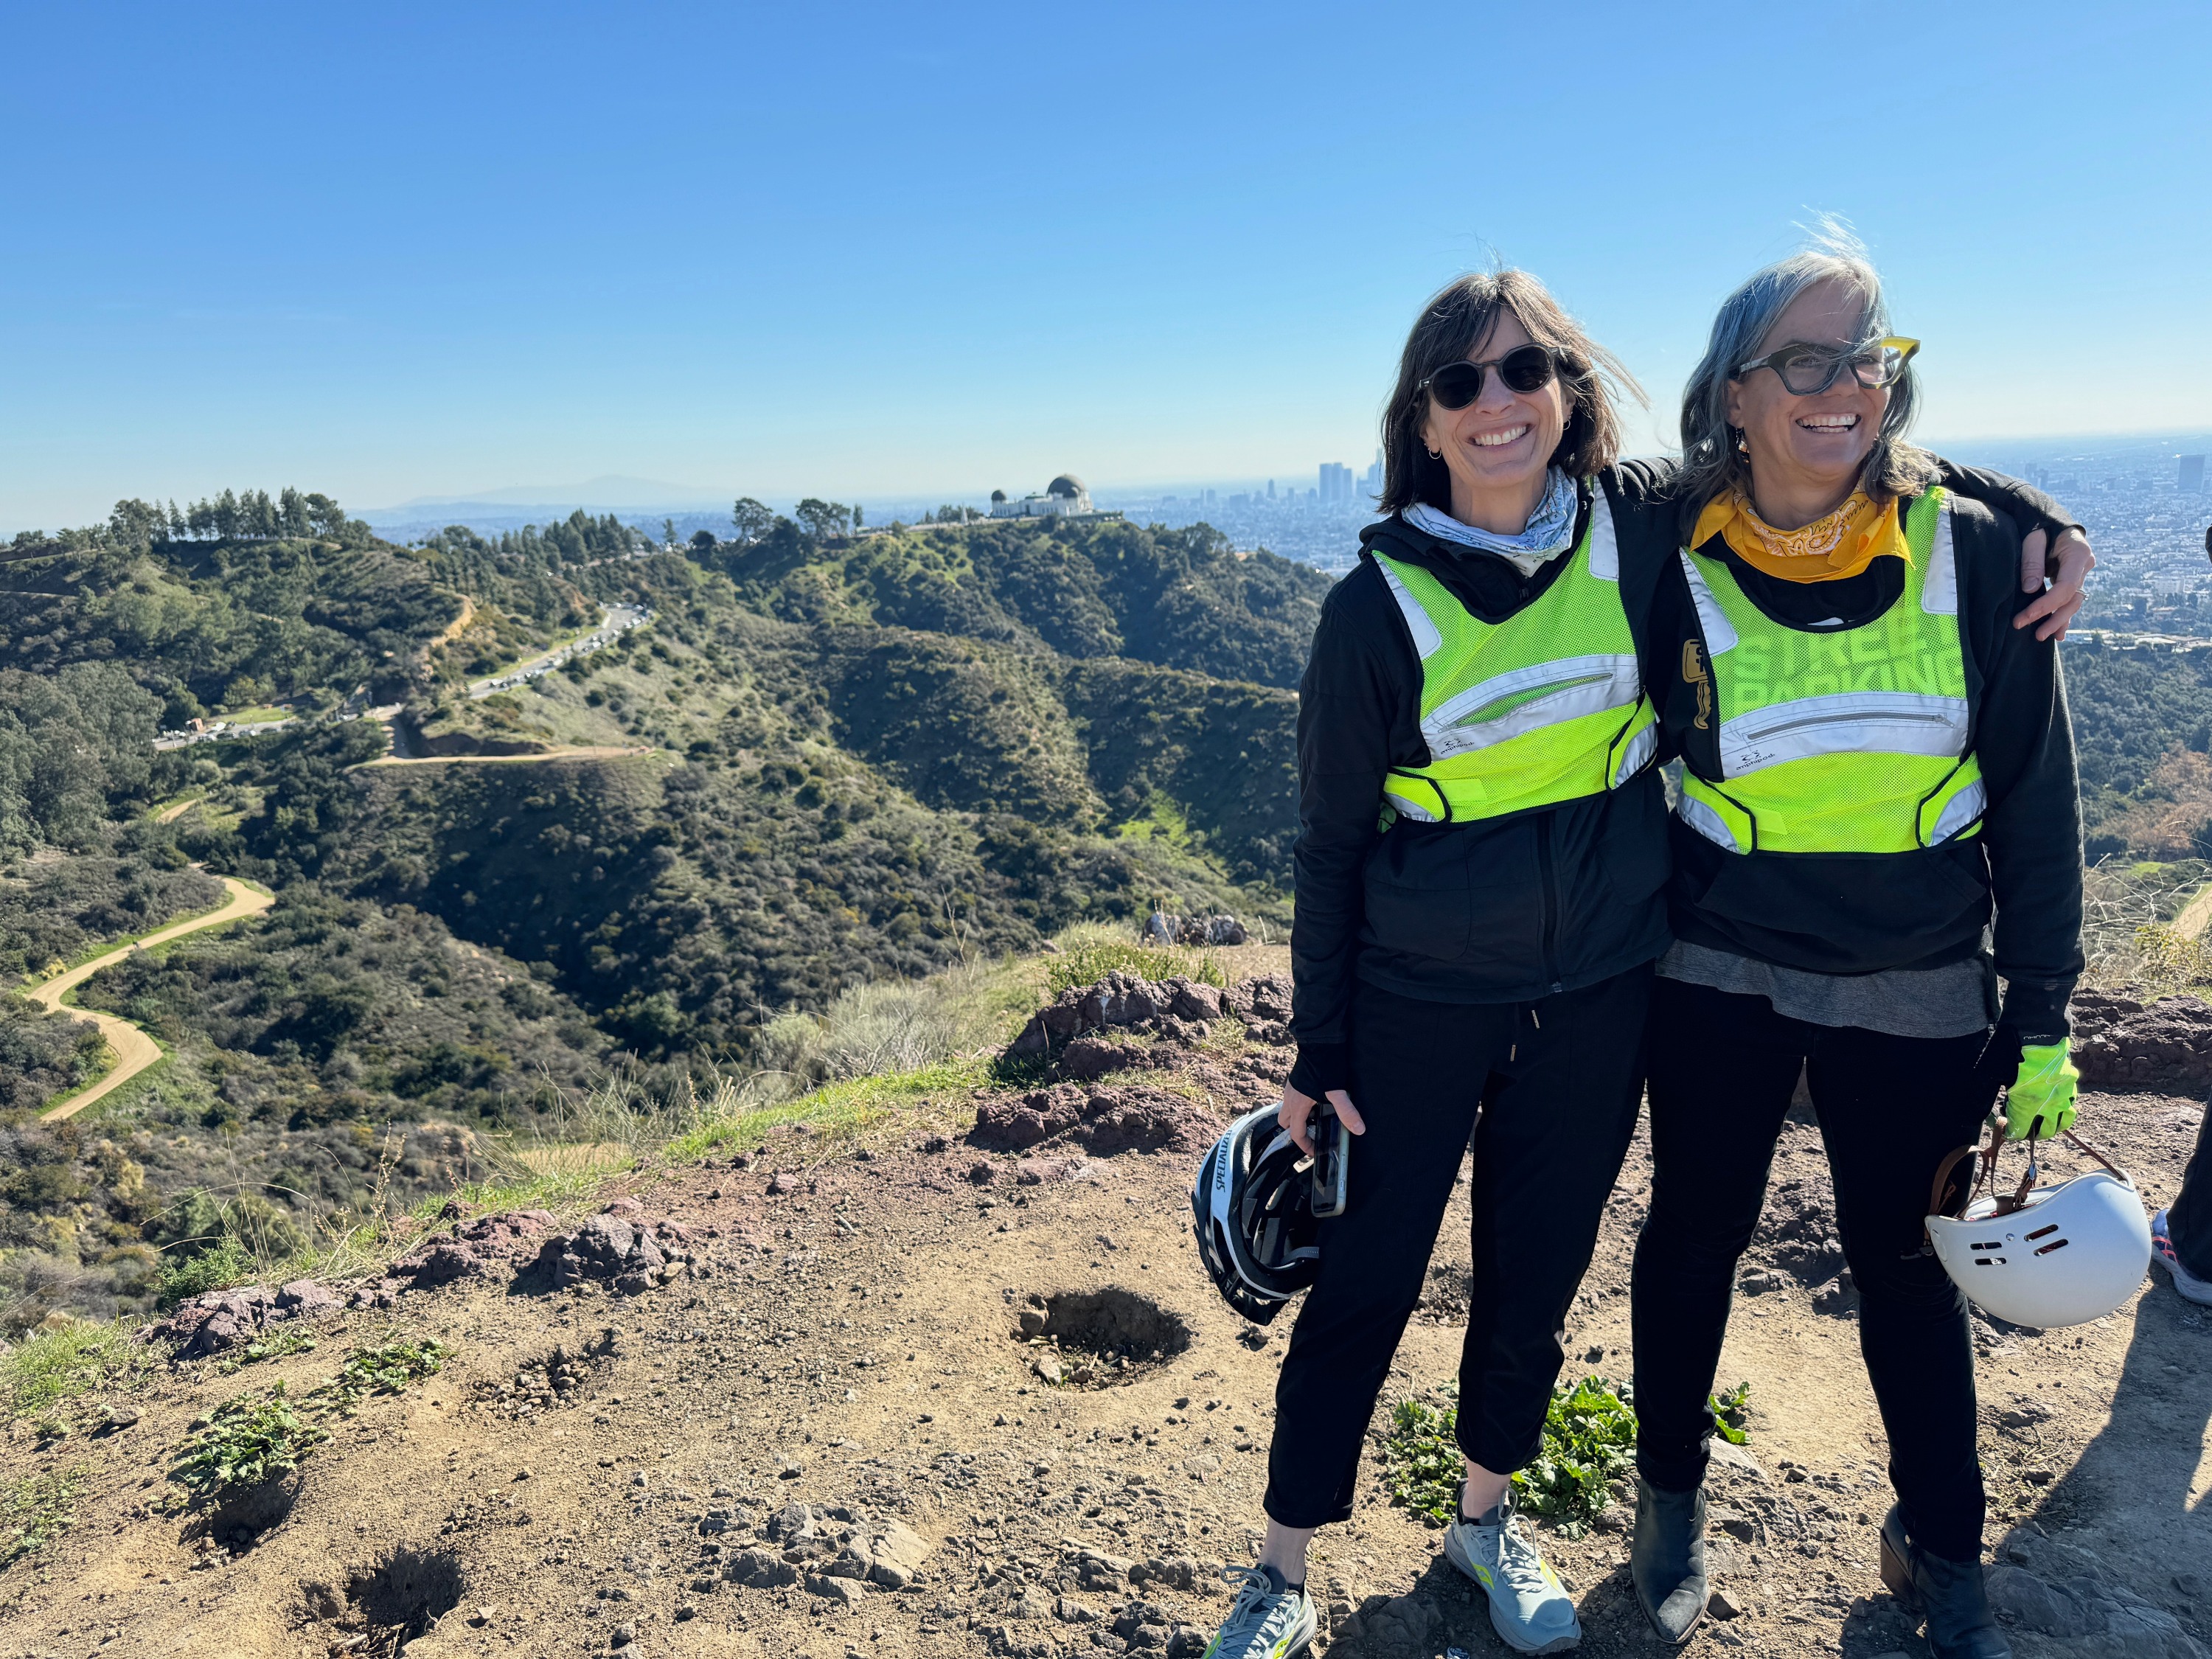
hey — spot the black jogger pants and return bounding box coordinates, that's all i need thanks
[1632,976,2003,1562]
[1262,967,1649,1529]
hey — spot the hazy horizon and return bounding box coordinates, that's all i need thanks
[6,3,2206,533]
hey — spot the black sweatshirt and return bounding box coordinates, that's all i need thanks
[1656,491,2085,1043]
[1288,459,2080,1097]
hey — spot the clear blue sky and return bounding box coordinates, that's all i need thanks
[4,1,2207,530]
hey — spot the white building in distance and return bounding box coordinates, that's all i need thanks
[987,474,1119,521]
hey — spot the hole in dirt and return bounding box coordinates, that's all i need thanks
[345,1546,465,1657]
[1012,1288,1191,1388]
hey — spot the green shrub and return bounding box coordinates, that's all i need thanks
[1,1464,86,1570]
[1384,1375,1641,1539]
[324,1338,451,1416]
[173,1382,328,1496]
[1708,1380,1753,1444]
[156,1237,254,1309]
[1044,930,1225,998]
[1,1321,139,1423]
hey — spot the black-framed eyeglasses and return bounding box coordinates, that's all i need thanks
[1735,335,1920,397]
[1421,344,1559,410]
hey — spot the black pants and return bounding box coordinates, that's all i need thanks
[1263,967,1649,1529]
[2171,1099,2212,1281]
[1632,977,2001,1562]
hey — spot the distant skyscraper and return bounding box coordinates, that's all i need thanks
[1319,462,1353,504]
[1360,448,1384,504]
[2183,454,2206,493]
[1267,479,1275,499]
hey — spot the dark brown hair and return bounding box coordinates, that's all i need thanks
[1379,270,1643,515]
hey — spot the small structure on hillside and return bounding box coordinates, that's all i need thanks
[987,474,1121,522]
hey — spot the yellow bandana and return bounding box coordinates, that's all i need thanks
[1692,487,1907,584]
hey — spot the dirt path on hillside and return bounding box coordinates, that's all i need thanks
[31,877,274,1121]
[358,745,655,769]
[5,1003,2207,1658]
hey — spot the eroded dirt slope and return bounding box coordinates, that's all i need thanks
[5,979,2208,1659]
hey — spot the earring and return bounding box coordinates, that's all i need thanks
[1427,448,1441,459]
[1734,429,1750,458]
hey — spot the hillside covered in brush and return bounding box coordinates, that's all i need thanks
[1,495,1321,1329]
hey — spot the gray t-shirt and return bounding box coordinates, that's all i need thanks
[1655,940,1996,1040]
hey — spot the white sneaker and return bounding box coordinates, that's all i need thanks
[1200,1564,1316,1659]
[1444,1496,1582,1655]
[2152,1208,2212,1306]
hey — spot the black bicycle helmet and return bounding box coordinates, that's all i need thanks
[1191,1104,1321,1324]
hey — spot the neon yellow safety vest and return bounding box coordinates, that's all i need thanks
[1371,492,1656,826]
[1674,487,1985,855]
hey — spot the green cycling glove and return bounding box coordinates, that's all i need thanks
[2006,1039,2079,1142]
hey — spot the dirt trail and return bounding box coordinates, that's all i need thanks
[4,995,2207,1658]
[31,877,274,1121]
[358,745,655,769]
[153,798,201,824]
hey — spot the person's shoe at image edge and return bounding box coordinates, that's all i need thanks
[2151,1208,2212,1305]
[1443,1493,1582,1655]
[1630,1477,1708,1644]
[1879,1506,2011,1659]
[1200,1564,1316,1659]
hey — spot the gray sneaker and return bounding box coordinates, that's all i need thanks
[1200,1564,1317,1659]
[1443,1496,1582,1654]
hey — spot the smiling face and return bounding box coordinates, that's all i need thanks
[1419,309,1570,532]
[1725,276,1887,524]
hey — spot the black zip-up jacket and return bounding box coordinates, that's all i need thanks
[1289,459,2079,1096]
[1657,490,2084,1043]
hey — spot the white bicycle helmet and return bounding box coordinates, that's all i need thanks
[1925,1128,2152,1329]
[1192,1105,1321,1324]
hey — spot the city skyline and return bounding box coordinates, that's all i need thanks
[4,2,2208,530]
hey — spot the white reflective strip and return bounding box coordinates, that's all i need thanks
[1930,777,1987,844]
[1921,497,1959,616]
[1209,1141,1235,1234]
[1586,491,1621,582]
[1719,690,1970,776]
[1675,793,1742,852]
[1422,654,1642,760]
[1678,552,1739,655]
[1380,787,1443,824]
[1612,720,1657,785]
[1375,558,1444,659]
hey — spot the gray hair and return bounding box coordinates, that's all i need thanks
[1677,223,1935,524]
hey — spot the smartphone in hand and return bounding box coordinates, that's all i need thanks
[1310,1100,1349,1218]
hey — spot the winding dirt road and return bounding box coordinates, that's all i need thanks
[31,876,274,1121]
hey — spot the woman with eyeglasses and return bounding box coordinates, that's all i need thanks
[1624,242,2084,1659]
[1198,265,2089,1659]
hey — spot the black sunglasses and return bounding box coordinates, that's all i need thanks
[1421,344,1559,410]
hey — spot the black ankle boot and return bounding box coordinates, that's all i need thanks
[1631,1478,1707,1644]
[1878,1506,2011,1659]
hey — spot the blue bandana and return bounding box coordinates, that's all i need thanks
[1402,468,1580,574]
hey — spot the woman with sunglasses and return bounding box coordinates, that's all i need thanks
[1199,268,2088,1659]
[1624,243,2083,1659]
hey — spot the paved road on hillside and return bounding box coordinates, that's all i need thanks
[32,877,274,1121]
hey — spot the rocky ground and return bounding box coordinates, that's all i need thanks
[4,960,2210,1659]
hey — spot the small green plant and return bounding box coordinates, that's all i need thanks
[1383,1375,1641,1540]
[1708,1380,1753,1445]
[1,1464,86,1571]
[1517,1377,1640,1535]
[164,1338,456,1501]
[1044,936,1226,998]
[1382,1388,1466,1527]
[1,1321,141,1425]
[173,1383,329,1498]
[156,1237,254,1309]
[323,1338,452,1416]
[215,1328,320,1375]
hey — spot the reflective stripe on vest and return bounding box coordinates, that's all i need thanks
[1676,487,1986,855]
[1372,490,1656,826]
